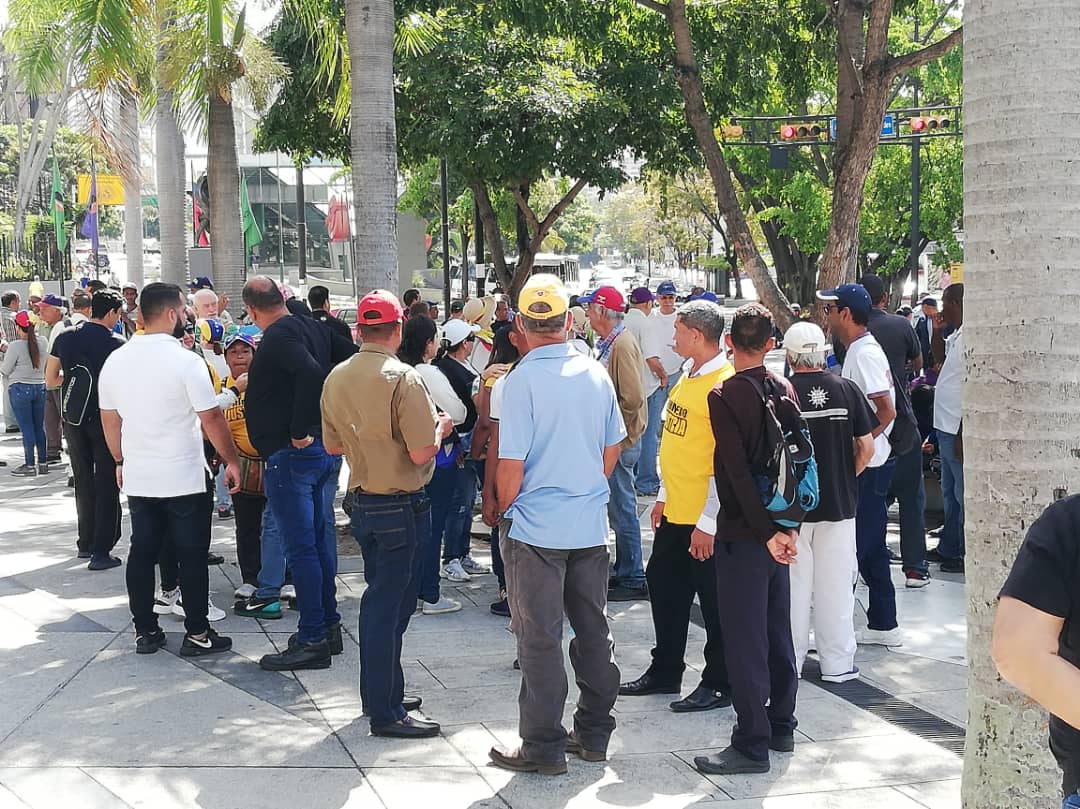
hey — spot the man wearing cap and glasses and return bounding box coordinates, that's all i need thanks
[241,276,358,673]
[489,274,623,774]
[321,289,455,739]
[582,285,648,602]
[819,284,902,648]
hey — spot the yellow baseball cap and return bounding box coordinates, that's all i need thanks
[518,274,569,321]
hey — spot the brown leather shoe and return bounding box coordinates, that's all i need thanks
[488,745,567,775]
[565,733,606,762]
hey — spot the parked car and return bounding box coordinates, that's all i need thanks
[332,306,361,343]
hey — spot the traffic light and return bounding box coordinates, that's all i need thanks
[908,114,951,133]
[779,123,824,141]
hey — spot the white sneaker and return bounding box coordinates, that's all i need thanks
[459,555,490,575]
[234,583,256,599]
[280,585,296,601]
[440,559,471,582]
[821,667,860,684]
[153,588,180,615]
[422,596,462,615]
[857,628,903,647]
[172,596,227,622]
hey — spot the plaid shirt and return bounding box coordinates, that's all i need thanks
[0,308,17,342]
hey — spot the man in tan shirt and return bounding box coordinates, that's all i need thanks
[321,289,454,740]
[584,286,648,601]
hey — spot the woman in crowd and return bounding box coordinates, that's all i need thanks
[398,316,468,615]
[1,310,50,476]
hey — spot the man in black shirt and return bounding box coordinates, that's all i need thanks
[46,291,126,568]
[784,321,876,683]
[915,297,937,371]
[242,276,357,671]
[994,496,1080,804]
[308,284,354,343]
[859,274,930,587]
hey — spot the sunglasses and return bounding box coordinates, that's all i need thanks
[184,323,196,333]
[823,303,847,315]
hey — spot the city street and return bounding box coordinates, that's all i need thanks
[0,431,965,809]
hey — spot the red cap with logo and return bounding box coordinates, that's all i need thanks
[358,289,404,325]
[581,285,625,312]
[13,310,32,329]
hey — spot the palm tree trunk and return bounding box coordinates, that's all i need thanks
[155,93,187,286]
[346,0,399,295]
[206,95,245,304]
[120,97,143,287]
[962,0,1071,805]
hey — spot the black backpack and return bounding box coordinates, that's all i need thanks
[744,373,820,529]
[60,324,95,426]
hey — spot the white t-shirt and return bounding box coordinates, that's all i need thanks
[651,310,683,375]
[624,308,662,398]
[934,327,963,435]
[490,374,508,422]
[416,363,468,425]
[99,333,219,497]
[841,332,895,468]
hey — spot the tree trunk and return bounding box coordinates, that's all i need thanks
[155,91,187,286]
[961,0,1069,805]
[14,79,72,246]
[346,0,399,295]
[662,0,793,329]
[206,95,245,305]
[120,97,143,287]
[472,182,511,292]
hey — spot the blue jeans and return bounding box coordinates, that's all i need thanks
[890,443,928,573]
[856,459,898,631]
[8,383,46,466]
[352,491,428,727]
[608,442,646,588]
[937,432,965,560]
[214,466,232,510]
[255,502,287,599]
[264,440,340,643]
[636,369,682,493]
[421,463,468,603]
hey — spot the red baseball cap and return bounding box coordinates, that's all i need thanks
[14,310,32,329]
[580,285,625,312]
[358,289,404,325]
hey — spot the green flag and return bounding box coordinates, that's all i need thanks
[51,155,67,252]
[240,176,261,253]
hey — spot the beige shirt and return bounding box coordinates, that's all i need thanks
[321,343,439,494]
[607,330,647,449]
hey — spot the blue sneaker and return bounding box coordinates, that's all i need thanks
[233,596,283,619]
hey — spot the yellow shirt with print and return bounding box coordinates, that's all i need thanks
[222,374,257,457]
[659,361,735,525]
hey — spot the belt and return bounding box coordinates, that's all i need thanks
[350,487,423,500]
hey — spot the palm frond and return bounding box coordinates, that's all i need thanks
[395,11,444,58]
[236,34,288,112]
[72,0,153,92]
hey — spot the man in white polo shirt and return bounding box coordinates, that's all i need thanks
[99,283,242,657]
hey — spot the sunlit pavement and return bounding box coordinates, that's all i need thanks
[0,430,962,808]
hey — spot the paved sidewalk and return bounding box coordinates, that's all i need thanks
[0,432,964,808]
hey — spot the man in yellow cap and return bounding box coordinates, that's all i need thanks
[489,274,625,775]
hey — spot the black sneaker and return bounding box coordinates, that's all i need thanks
[87,555,122,571]
[288,623,343,655]
[607,584,650,602]
[135,628,167,655]
[490,597,511,617]
[206,552,225,566]
[940,557,965,574]
[180,628,232,657]
[260,639,332,671]
[36,463,50,475]
[233,596,283,619]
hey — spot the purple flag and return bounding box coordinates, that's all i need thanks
[80,172,99,254]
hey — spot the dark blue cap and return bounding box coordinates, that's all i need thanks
[656,280,677,296]
[816,284,872,319]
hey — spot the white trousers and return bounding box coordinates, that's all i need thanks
[789,518,858,677]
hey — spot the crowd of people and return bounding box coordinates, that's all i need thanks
[1,271,980,774]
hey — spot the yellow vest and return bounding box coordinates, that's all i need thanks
[659,361,735,525]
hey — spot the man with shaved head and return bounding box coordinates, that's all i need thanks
[241,275,357,671]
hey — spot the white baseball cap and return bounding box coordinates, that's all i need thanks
[441,318,480,346]
[784,321,829,354]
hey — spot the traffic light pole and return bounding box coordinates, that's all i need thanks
[910,15,922,304]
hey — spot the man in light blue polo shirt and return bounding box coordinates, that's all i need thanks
[488,274,625,776]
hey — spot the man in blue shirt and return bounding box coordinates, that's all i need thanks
[490,274,625,776]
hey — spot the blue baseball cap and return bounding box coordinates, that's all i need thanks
[655,280,677,296]
[188,276,214,291]
[687,291,719,303]
[817,284,872,320]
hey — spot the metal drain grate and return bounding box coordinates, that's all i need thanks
[688,607,966,755]
[801,659,966,755]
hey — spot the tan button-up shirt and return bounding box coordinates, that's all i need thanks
[321,342,439,494]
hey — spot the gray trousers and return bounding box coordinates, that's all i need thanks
[500,522,620,763]
[1,376,12,431]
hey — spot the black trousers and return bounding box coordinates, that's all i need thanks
[158,475,214,591]
[128,492,212,636]
[232,493,265,585]
[645,519,730,692]
[714,539,799,761]
[64,419,120,557]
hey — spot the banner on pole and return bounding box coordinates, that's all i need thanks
[76,174,125,206]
